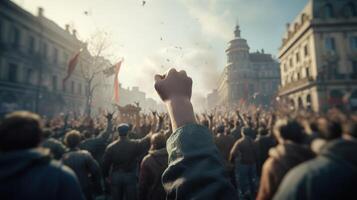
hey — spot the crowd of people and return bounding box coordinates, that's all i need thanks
[0,68,356,200]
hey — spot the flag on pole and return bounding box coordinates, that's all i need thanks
[63,50,81,87]
[113,59,123,104]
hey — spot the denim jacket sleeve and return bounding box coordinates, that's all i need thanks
[162,124,238,200]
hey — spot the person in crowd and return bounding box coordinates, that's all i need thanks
[138,133,168,200]
[154,68,238,200]
[0,111,84,200]
[102,123,151,200]
[273,117,357,200]
[79,112,114,165]
[257,119,315,200]
[229,126,258,199]
[215,124,236,163]
[41,128,67,160]
[62,130,102,200]
[254,126,276,177]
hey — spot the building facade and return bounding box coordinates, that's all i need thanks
[278,0,357,112]
[0,0,94,116]
[213,25,280,108]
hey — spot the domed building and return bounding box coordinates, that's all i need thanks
[209,25,280,109]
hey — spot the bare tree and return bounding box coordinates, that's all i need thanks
[80,30,114,116]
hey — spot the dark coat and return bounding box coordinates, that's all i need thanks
[230,135,256,165]
[138,148,168,200]
[79,123,113,165]
[215,133,236,162]
[254,134,277,176]
[257,142,315,200]
[102,136,150,178]
[62,149,102,195]
[273,139,357,200]
[162,124,238,200]
[0,149,84,200]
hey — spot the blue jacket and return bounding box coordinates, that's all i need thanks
[273,139,357,200]
[0,148,85,200]
[162,124,238,200]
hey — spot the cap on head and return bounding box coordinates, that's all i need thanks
[117,123,129,136]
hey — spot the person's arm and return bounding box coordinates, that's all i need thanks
[96,112,114,141]
[154,68,238,199]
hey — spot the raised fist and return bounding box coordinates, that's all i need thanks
[154,68,192,102]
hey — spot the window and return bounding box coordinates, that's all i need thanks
[78,83,82,95]
[289,58,293,68]
[296,52,300,63]
[8,63,18,82]
[53,48,58,64]
[0,20,2,42]
[25,68,33,84]
[63,52,69,64]
[52,75,58,91]
[350,36,357,51]
[323,4,334,18]
[11,27,20,47]
[28,36,35,54]
[304,45,309,56]
[297,72,301,80]
[71,81,75,93]
[352,61,357,79]
[42,42,47,58]
[305,67,310,78]
[345,3,357,17]
[325,37,336,52]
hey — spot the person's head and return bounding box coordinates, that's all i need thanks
[117,123,129,137]
[0,111,43,152]
[42,128,53,139]
[216,125,225,134]
[64,130,81,149]
[258,127,268,136]
[343,118,357,139]
[82,130,93,139]
[150,133,166,151]
[241,127,255,138]
[201,119,209,129]
[316,117,343,140]
[273,119,305,144]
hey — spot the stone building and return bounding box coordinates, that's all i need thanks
[278,0,357,112]
[0,0,93,115]
[213,25,280,108]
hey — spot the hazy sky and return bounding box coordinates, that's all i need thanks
[12,0,307,108]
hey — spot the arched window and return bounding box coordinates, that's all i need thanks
[298,97,304,108]
[306,94,312,110]
[323,4,334,18]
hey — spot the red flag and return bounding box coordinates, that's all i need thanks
[63,50,81,87]
[113,59,123,104]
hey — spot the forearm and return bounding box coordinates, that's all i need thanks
[165,97,196,131]
[162,124,238,199]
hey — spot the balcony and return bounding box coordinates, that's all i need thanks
[279,76,315,95]
[322,51,339,63]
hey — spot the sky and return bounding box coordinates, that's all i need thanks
[12,0,308,109]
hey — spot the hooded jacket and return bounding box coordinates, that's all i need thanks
[274,139,357,200]
[257,142,315,200]
[0,148,84,200]
[138,148,168,200]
